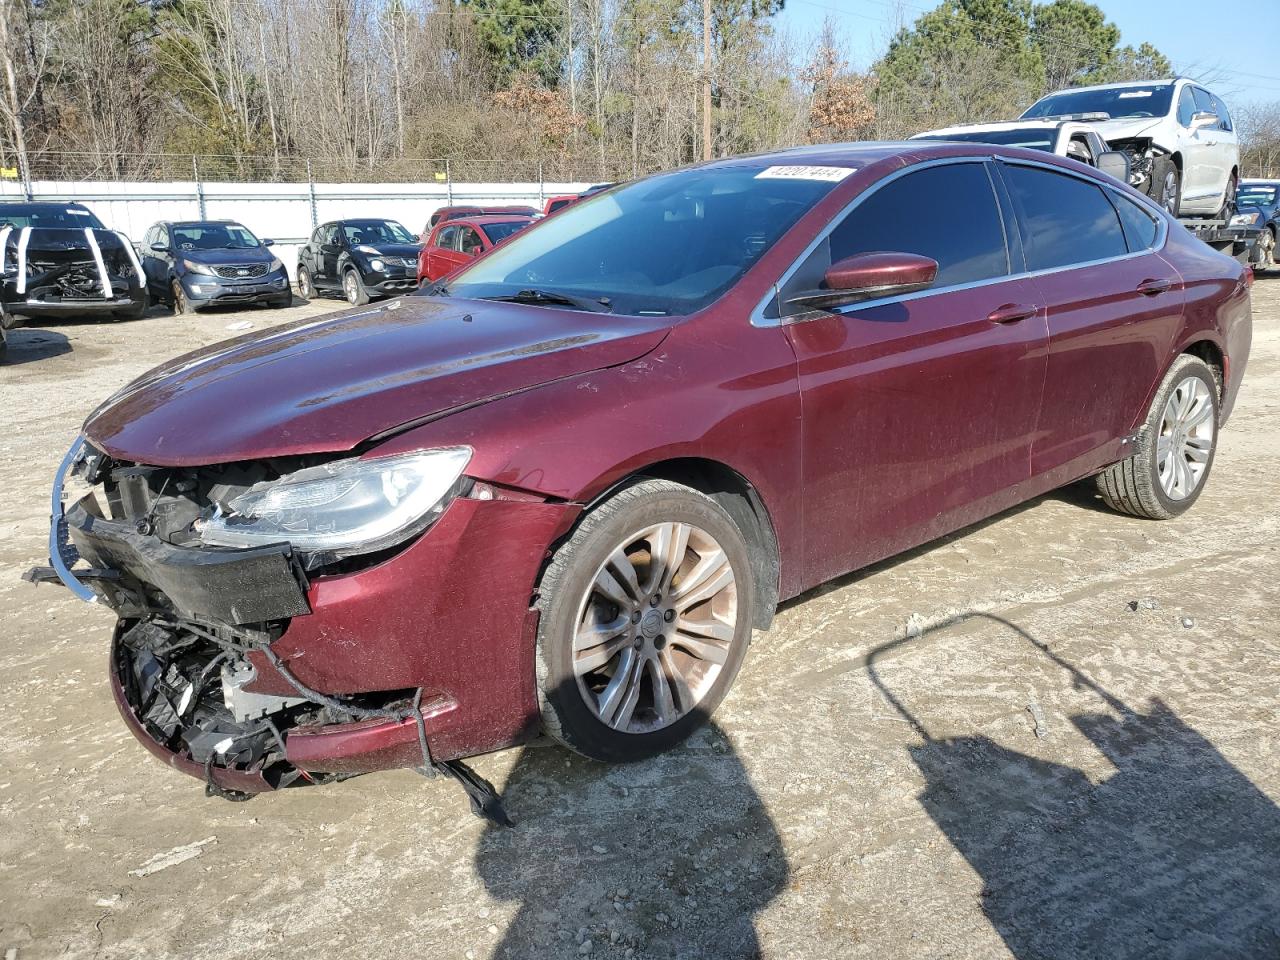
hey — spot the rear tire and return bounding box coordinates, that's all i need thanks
[1095,355,1219,520]
[535,479,755,762]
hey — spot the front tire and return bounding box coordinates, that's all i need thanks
[1148,158,1181,217]
[1095,355,1219,519]
[535,479,755,762]
[171,279,196,316]
[343,268,370,306]
[296,266,316,300]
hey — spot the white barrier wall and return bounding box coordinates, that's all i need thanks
[0,179,591,279]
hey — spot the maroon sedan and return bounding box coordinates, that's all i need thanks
[35,142,1251,814]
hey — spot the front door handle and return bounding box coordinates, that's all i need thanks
[986,303,1037,324]
[1138,278,1174,296]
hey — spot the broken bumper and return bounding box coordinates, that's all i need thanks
[39,438,582,787]
[10,296,142,315]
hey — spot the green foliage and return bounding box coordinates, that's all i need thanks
[873,0,1173,131]
[455,0,565,87]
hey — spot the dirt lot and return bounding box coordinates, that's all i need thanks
[2,278,1278,960]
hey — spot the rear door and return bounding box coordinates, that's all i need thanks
[781,158,1049,585]
[427,224,465,280]
[319,223,343,287]
[140,226,167,296]
[996,159,1184,483]
[1192,87,1231,200]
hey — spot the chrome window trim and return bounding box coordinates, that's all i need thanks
[751,153,1168,328]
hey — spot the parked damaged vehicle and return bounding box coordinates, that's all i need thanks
[140,220,292,314]
[417,214,533,283]
[1021,78,1239,218]
[1235,180,1279,270]
[296,218,422,306]
[0,202,147,322]
[29,143,1252,819]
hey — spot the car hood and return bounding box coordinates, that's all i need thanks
[179,246,276,265]
[353,242,423,259]
[84,296,673,466]
[1093,117,1164,143]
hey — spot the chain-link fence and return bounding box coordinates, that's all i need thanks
[1,152,608,189]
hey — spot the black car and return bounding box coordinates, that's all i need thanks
[296,219,422,305]
[1236,180,1279,270]
[140,220,292,314]
[0,201,146,322]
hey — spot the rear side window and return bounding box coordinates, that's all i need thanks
[1002,165,1127,270]
[1110,191,1160,252]
[1209,92,1232,131]
[828,162,1009,287]
[436,225,460,250]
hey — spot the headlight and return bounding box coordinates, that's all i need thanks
[1229,211,1260,227]
[199,447,472,563]
[355,245,381,255]
[183,259,216,276]
[268,255,284,272]
[370,258,385,272]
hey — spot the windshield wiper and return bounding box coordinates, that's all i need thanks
[484,288,613,313]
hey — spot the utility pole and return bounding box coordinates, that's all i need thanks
[701,0,711,162]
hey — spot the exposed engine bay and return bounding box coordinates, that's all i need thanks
[1106,136,1163,193]
[0,225,145,315]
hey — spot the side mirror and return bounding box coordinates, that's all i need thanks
[1191,111,1219,131]
[149,242,168,253]
[262,238,274,247]
[787,251,938,311]
[1097,150,1131,182]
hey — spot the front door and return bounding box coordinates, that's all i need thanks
[781,159,1049,587]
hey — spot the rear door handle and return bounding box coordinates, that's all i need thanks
[986,303,1038,324]
[1138,278,1174,296]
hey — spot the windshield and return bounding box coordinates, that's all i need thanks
[481,220,532,244]
[1237,186,1277,208]
[433,165,844,316]
[344,220,414,245]
[916,128,1055,151]
[1022,85,1174,121]
[0,204,105,230]
[172,222,261,250]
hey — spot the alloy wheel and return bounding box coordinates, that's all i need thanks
[171,280,187,316]
[1157,375,1215,501]
[1159,169,1179,215]
[298,268,314,298]
[344,271,359,304]
[572,522,738,734]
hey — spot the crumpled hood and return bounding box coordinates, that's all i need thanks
[1093,117,1164,144]
[84,296,672,466]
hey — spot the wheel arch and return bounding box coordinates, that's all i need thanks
[1181,337,1225,393]
[582,457,781,631]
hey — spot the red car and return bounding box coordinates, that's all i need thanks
[36,142,1251,815]
[418,215,534,283]
[420,205,538,241]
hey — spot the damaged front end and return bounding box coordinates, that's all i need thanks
[1106,136,1163,194]
[0,226,146,319]
[30,437,512,821]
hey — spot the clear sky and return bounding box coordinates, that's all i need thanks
[772,0,1280,108]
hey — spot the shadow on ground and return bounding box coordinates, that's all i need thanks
[1,327,71,365]
[474,722,787,960]
[870,612,1280,960]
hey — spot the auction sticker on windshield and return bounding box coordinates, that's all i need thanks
[755,165,855,182]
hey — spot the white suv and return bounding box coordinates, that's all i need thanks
[1020,78,1239,219]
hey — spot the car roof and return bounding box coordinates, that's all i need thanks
[1038,78,1180,97]
[170,220,243,227]
[702,140,1060,170]
[443,215,535,227]
[0,200,91,209]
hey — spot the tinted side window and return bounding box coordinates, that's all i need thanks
[1177,86,1196,126]
[1110,191,1159,252]
[1209,92,1232,131]
[828,163,1009,287]
[437,225,460,250]
[1003,165,1127,271]
[1192,87,1215,120]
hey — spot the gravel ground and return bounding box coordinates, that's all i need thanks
[1,277,1278,960]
